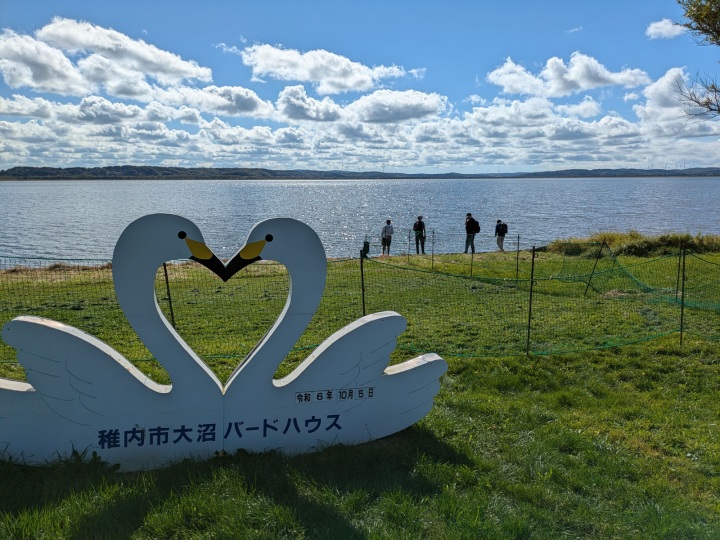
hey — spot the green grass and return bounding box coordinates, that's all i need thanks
[548,231,720,256]
[0,249,719,538]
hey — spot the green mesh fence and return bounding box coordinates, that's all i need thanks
[0,257,364,372]
[1,247,719,373]
[359,243,720,357]
[680,253,720,342]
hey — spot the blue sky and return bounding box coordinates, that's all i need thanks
[1,0,718,173]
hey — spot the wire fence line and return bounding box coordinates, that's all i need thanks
[360,244,719,356]
[362,228,550,259]
[1,245,718,371]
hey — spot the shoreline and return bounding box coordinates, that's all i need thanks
[2,165,720,181]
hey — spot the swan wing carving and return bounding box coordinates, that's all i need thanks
[279,310,446,428]
[1,316,168,425]
[277,311,407,390]
[371,351,446,434]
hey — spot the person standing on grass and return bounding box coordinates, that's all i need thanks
[495,219,508,252]
[381,219,394,256]
[413,216,426,254]
[464,213,480,254]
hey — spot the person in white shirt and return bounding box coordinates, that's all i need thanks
[381,219,394,256]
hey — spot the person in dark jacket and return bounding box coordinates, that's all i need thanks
[495,219,508,251]
[413,216,426,254]
[464,213,480,254]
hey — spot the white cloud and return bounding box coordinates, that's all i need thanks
[120,85,274,118]
[487,52,650,97]
[546,119,595,141]
[646,19,686,40]
[633,67,687,124]
[276,85,342,121]
[0,19,275,119]
[0,95,55,118]
[0,119,58,143]
[36,17,212,85]
[198,86,274,116]
[412,122,448,143]
[485,59,546,96]
[345,90,447,123]
[556,96,601,118]
[0,30,90,95]
[238,44,415,94]
[335,123,383,142]
[74,96,143,124]
[274,87,446,124]
[465,97,555,129]
[76,54,154,98]
[466,95,488,106]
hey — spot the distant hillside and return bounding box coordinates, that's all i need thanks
[515,167,720,178]
[0,166,466,180]
[1,165,719,180]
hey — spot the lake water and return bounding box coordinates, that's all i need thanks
[0,177,718,260]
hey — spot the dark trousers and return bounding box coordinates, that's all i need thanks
[465,233,475,253]
[415,233,425,254]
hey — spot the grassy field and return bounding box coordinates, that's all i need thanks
[0,241,719,538]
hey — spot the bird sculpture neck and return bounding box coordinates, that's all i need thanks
[113,256,223,396]
[226,252,327,391]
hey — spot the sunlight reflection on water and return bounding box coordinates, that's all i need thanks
[0,177,718,260]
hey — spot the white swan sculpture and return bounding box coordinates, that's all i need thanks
[0,214,447,470]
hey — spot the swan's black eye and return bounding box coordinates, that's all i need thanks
[265,234,273,242]
[178,231,187,239]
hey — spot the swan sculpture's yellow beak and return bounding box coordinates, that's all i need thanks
[185,235,266,283]
[185,237,215,261]
[221,238,265,279]
[184,236,239,282]
[239,239,266,260]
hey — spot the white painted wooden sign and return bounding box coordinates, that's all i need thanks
[0,214,447,470]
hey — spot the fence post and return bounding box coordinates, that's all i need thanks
[675,241,683,302]
[431,229,435,270]
[359,250,366,316]
[162,263,177,329]
[407,228,411,264]
[584,240,606,296]
[515,234,520,282]
[526,246,536,358]
[470,251,474,277]
[679,244,686,347]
